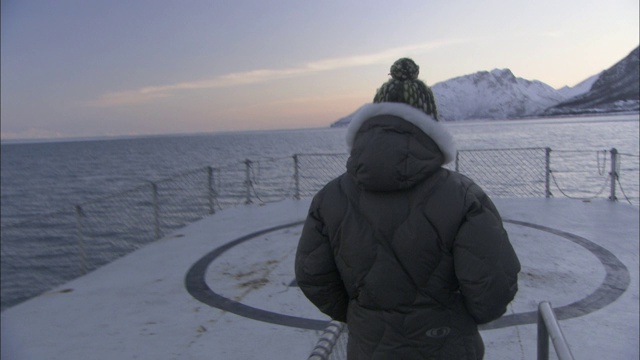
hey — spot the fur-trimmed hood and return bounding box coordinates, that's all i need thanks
[346,102,456,164]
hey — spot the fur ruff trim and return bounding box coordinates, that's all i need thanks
[346,103,457,164]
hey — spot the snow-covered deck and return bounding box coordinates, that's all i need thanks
[1,198,638,359]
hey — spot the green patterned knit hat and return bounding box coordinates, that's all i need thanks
[373,58,439,120]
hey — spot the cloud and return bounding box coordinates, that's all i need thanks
[88,40,466,108]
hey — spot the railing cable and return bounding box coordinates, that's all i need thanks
[549,169,610,200]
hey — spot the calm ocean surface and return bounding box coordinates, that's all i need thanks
[1,114,639,310]
[2,114,639,223]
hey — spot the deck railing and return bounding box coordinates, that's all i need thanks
[1,147,638,311]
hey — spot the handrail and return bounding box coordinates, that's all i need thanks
[308,321,346,360]
[537,301,575,360]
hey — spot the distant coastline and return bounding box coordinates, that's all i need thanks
[0,126,332,145]
[330,110,640,128]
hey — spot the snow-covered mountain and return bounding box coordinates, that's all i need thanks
[331,69,594,126]
[556,74,600,98]
[431,68,573,121]
[330,45,639,126]
[544,46,639,116]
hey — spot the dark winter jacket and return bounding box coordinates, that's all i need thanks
[295,102,521,360]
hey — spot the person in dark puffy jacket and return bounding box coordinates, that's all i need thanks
[295,58,521,360]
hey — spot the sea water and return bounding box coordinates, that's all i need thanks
[2,114,638,223]
[1,114,638,310]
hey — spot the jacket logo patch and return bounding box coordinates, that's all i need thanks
[425,327,451,338]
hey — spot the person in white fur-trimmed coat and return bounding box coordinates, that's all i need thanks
[295,58,520,360]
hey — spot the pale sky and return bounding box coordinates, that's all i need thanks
[1,0,638,140]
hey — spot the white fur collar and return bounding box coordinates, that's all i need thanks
[346,103,457,164]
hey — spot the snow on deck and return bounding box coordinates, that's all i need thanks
[1,198,638,360]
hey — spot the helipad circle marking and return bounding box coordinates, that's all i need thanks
[185,219,630,330]
[184,221,326,330]
[481,219,630,330]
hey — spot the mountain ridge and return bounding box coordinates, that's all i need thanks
[544,46,639,116]
[431,68,568,120]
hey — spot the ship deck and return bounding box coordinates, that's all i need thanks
[1,198,638,359]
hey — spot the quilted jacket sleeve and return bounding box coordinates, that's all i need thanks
[453,183,521,324]
[295,195,349,322]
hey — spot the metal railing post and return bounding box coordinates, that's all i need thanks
[244,159,253,204]
[545,147,552,198]
[609,148,618,201]
[207,166,216,214]
[75,205,88,274]
[293,154,300,200]
[151,182,161,239]
[537,301,575,360]
[537,304,549,360]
